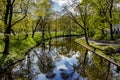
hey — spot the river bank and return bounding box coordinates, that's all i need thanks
[0,32,80,74]
[75,38,120,67]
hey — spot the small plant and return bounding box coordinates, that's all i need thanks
[104,47,115,55]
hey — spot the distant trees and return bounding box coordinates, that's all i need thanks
[31,0,53,39]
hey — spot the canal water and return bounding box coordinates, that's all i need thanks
[0,37,120,80]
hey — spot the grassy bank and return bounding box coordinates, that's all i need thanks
[75,38,120,66]
[0,32,79,66]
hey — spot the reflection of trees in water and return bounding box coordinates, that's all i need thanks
[116,66,120,73]
[76,49,117,80]
[0,68,13,80]
[1,37,120,80]
[76,49,88,78]
[11,54,34,79]
[35,43,54,73]
[54,37,79,56]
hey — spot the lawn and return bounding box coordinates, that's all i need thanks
[75,38,120,65]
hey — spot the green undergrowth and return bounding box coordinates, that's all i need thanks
[75,38,120,65]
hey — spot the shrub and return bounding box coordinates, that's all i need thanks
[104,47,115,55]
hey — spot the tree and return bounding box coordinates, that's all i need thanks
[91,0,120,40]
[31,0,53,38]
[0,0,29,54]
[64,0,91,45]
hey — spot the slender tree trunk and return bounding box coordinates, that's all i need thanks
[110,23,114,40]
[83,49,88,63]
[32,30,36,38]
[4,31,10,54]
[3,1,13,54]
[109,0,114,40]
[32,17,41,38]
[84,28,89,45]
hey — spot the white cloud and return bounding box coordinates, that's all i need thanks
[51,0,73,7]
[51,0,81,14]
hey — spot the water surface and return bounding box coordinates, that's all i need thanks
[1,37,120,80]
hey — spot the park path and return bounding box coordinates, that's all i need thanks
[82,37,120,46]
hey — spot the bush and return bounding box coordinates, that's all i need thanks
[104,47,115,55]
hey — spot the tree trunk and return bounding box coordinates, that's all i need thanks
[84,28,89,45]
[3,1,13,54]
[32,17,41,38]
[109,0,114,40]
[110,23,114,40]
[83,49,88,63]
[32,30,36,38]
[3,31,10,54]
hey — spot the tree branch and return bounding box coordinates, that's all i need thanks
[11,0,29,26]
[11,0,15,6]
[11,13,26,26]
[70,12,85,30]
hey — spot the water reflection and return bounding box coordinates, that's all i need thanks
[0,37,120,80]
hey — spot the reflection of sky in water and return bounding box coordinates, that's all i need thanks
[33,53,85,80]
[11,38,120,80]
[12,46,87,80]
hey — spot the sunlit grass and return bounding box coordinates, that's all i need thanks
[0,31,79,64]
[75,38,120,64]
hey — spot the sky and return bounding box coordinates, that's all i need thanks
[51,0,75,12]
[52,2,62,12]
[51,0,81,13]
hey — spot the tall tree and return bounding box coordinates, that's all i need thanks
[91,0,120,40]
[31,0,52,38]
[64,0,91,45]
[0,0,29,54]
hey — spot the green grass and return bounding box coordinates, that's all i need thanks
[0,33,41,63]
[75,38,120,65]
[0,31,79,65]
